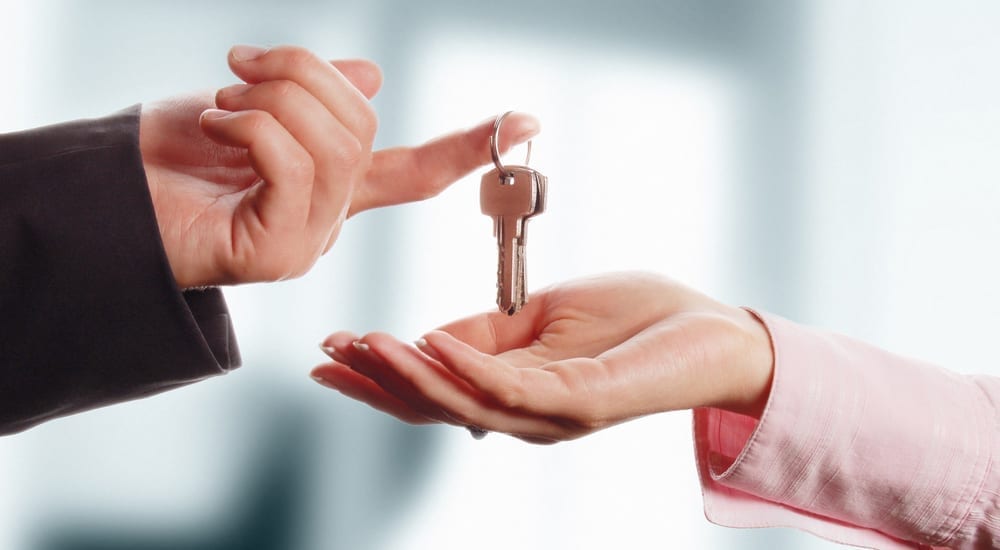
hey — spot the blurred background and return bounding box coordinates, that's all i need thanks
[2,0,1000,548]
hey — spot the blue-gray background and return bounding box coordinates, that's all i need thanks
[2,1,999,548]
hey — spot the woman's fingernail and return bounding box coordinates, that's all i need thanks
[414,336,443,362]
[201,108,231,121]
[231,44,268,62]
[311,374,335,388]
[319,343,349,364]
[352,340,370,352]
[217,83,253,98]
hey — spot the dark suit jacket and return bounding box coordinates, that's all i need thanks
[0,106,241,435]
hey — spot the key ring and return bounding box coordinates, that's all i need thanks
[490,111,533,181]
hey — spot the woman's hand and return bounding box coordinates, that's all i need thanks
[312,272,774,444]
[140,45,539,288]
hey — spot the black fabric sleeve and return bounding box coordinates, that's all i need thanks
[0,106,241,435]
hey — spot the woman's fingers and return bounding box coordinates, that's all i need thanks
[429,294,549,356]
[418,330,584,418]
[363,333,573,438]
[311,362,433,425]
[324,332,459,425]
[307,274,766,441]
[315,332,569,439]
[349,112,540,215]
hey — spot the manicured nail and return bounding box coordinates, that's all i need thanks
[231,44,267,62]
[352,340,370,352]
[318,343,349,364]
[414,336,443,362]
[217,83,253,98]
[311,374,335,389]
[201,108,231,120]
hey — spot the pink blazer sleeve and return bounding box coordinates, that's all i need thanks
[693,311,1000,549]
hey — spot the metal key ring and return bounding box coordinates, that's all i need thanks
[490,111,533,178]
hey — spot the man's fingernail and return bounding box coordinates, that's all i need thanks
[414,338,428,348]
[352,340,370,352]
[217,83,253,98]
[231,44,268,62]
[512,116,541,142]
[201,108,231,121]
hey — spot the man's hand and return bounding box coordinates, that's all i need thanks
[140,45,539,288]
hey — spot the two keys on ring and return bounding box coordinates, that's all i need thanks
[480,111,548,316]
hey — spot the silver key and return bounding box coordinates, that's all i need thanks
[480,165,546,315]
[479,111,548,315]
[513,166,546,308]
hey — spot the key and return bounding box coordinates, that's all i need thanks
[511,167,546,310]
[519,167,547,306]
[481,165,547,315]
[480,166,535,315]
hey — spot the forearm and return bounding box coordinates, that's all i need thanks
[0,107,240,435]
[695,312,999,549]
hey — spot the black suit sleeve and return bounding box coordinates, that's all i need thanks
[0,106,241,435]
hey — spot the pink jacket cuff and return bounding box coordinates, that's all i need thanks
[693,311,1000,549]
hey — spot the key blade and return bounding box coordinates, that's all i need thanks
[496,215,521,315]
[515,170,545,309]
[514,238,527,314]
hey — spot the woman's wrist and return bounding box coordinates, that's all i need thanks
[722,307,775,419]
